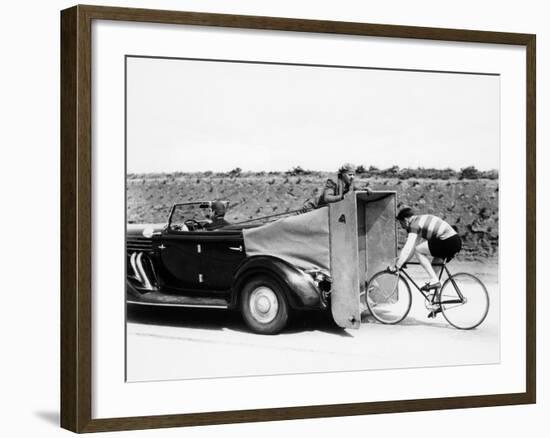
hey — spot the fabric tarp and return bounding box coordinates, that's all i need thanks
[243,208,330,271]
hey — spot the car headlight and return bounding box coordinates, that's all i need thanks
[142,226,155,238]
[305,268,332,287]
[304,269,332,306]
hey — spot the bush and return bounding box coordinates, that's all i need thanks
[459,166,480,180]
[356,165,367,175]
[397,168,419,179]
[479,169,499,180]
[285,166,312,176]
[377,165,400,178]
[435,168,457,180]
[228,167,242,177]
[399,167,458,180]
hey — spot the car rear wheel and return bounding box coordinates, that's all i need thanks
[240,277,289,334]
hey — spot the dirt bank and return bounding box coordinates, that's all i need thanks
[127,173,499,259]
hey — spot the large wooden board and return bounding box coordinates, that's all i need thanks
[364,195,397,282]
[328,195,361,329]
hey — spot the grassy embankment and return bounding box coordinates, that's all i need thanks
[127,172,498,260]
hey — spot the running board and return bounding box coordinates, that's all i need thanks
[127,291,230,309]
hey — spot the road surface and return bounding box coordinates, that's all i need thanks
[126,260,499,382]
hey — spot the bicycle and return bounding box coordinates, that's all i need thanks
[365,260,490,329]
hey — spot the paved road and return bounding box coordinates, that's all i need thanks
[126,261,499,382]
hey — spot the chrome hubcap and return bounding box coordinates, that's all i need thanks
[249,286,279,324]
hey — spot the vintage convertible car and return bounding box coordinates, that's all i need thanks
[126,201,330,334]
[127,192,397,334]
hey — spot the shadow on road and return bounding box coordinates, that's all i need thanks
[361,313,455,330]
[286,311,353,337]
[127,304,351,336]
[127,304,240,331]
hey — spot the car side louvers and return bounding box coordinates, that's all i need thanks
[126,237,153,252]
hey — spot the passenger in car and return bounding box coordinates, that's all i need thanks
[318,163,356,207]
[205,201,230,230]
[303,163,371,210]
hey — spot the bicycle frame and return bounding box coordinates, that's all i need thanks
[398,261,464,305]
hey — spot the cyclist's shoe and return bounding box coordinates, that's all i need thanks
[420,281,441,292]
[427,307,442,318]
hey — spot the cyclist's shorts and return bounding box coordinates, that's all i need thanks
[428,234,462,261]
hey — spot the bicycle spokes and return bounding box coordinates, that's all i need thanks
[366,267,490,329]
[366,272,412,324]
[369,278,399,303]
[439,273,489,329]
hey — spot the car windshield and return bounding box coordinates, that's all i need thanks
[169,203,212,231]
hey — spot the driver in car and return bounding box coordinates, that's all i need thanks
[205,201,230,230]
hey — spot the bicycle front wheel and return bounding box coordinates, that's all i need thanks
[439,273,490,329]
[366,271,412,324]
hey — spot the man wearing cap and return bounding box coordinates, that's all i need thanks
[205,201,230,230]
[301,163,371,210]
[389,207,462,318]
[317,163,364,207]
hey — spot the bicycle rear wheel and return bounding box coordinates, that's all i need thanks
[439,273,489,329]
[366,271,412,324]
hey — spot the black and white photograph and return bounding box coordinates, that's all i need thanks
[125,55,500,382]
[1,0,543,435]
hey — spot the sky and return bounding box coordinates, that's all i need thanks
[126,56,499,173]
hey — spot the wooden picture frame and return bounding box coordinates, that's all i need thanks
[61,4,536,433]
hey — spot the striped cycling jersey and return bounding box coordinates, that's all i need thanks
[407,214,456,240]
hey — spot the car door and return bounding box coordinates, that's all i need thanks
[155,230,204,292]
[199,231,246,291]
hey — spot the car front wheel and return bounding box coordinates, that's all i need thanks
[240,277,289,335]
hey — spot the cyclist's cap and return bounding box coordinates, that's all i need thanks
[396,207,415,221]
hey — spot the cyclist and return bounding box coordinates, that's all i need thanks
[389,207,462,294]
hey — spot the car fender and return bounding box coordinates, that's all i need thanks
[232,255,321,309]
[126,278,143,299]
